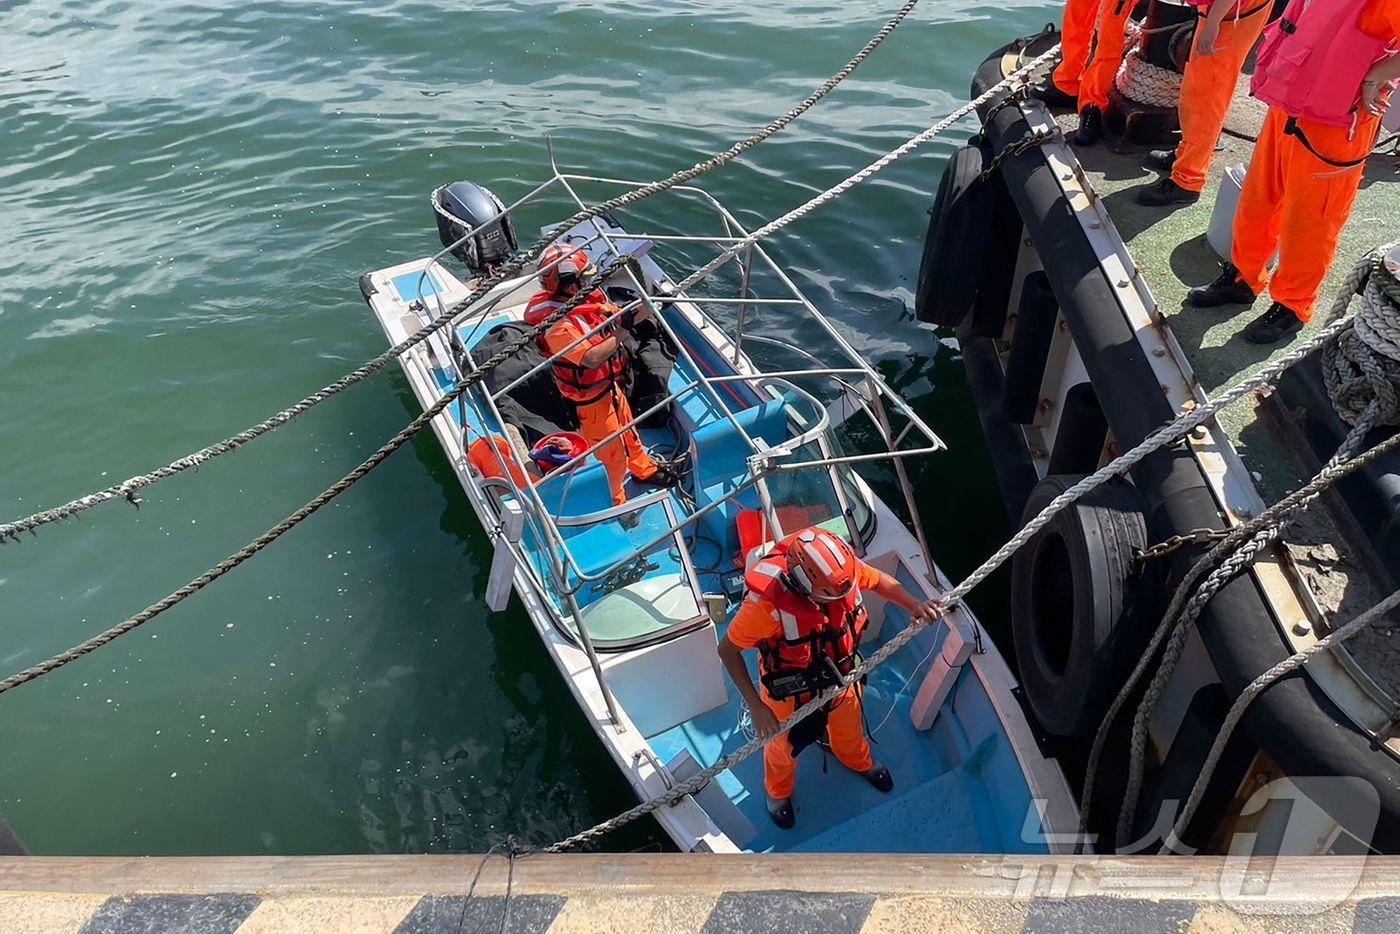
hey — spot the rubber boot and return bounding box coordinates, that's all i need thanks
[1143,149,1176,172]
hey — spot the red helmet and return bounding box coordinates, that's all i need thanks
[538,244,594,294]
[785,528,857,603]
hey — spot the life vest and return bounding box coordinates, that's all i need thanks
[1251,0,1399,129]
[524,289,628,405]
[744,535,869,701]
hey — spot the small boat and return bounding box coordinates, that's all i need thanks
[360,157,1078,853]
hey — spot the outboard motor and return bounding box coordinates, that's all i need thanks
[433,181,518,277]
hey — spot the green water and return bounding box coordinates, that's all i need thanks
[1,0,1056,855]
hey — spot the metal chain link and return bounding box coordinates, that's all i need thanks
[976,127,1060,185]
[1135,528,1232,563]
[0,0,927,543]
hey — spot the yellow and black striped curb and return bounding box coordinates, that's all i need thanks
[2,855,1400,932]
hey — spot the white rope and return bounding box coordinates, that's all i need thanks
[1159,588,1400,854]
[543,196,1394,854]
[0,0,927,543]
[1114,19,1184,109]
[1323,261,1400,426]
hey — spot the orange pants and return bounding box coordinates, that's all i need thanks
[1231,106,1381,322]
[762,684,872,799]
[1170,7,1270,192]
[1052,0,1102,97]
[576,384,657,505]
[1078,0,1134,112]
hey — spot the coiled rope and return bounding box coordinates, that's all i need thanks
[0,46,1062,701]
[1074,246,1400,852]
[0,0,925,544]
[1323,255,1400,426]
[1114,18,1184,109]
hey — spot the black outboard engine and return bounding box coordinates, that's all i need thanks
[433,181,518,277]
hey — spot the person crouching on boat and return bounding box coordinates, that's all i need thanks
[1132,0,1273,206]
[717,527,939,829]
[1186,0,1400,344]
[525,245,677,505]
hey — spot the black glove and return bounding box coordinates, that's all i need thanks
[619,306,639,331]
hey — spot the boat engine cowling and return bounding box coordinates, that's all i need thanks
[433,180,518,276]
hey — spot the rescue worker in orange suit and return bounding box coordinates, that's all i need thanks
[525,245,677,504]
[1032,0,1136,145]
[717,527,939,829]
[1134,0,1274,205]
[1187,0,1399,344]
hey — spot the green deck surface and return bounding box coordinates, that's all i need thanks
[1056,89,1399,496]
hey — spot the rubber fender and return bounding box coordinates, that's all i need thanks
[1011,474,1160,739]
[914,142,994,327]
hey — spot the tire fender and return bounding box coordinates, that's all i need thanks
[1011,474,1161,738]
[914,142,994,327]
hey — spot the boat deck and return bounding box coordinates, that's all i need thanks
[1053,89,1400,697]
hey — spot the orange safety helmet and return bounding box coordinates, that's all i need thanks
[785,528,858,603]
[538,244,595,295]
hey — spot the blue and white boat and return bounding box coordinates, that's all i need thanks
[360,159,1079,854]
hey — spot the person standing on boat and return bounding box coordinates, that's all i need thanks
[1033,0,1136,145]
[1186,0,1400,343]
[1133,0,1274,206]
[717,527,938,829]
[526,245,677,505]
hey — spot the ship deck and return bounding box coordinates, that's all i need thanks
[1052,88,1400,698]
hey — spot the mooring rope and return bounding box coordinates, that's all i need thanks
[1159,587,1400,854]
[1322,256,1400,426]
[1114,18,1185,109]
[0,0,926,544]
[1072,246,1399,852]
[539,246,1377,854]
[0,46,1061,701]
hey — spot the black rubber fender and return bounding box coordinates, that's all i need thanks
[914,142,993,327]
[1011,474,1160,739]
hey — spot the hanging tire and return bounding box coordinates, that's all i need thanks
[1011,474,1160,739]
[914,142,994,328]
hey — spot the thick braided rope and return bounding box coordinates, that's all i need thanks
[0,0,924,544]
[1323,257,1400,426]
[1114,19,1185,108]
[0,46,1058,702]
[1159,586,1400,854]
[543,212,1381,855]
[1111,401,1381,849]
[1074,249,1379,850]
[1075,411,1400,851]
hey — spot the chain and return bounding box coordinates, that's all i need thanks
[1135,528,1232,563]
[976,127,1060,185]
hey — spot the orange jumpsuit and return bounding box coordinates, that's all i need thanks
[542,316,657,505]
[727,562,882,799]
[1078,0,1136,112]
[1170,1,1272,193]
[1053,0,1103,97]
[1230,0,1397,321]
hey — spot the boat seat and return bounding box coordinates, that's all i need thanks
[536,459,614,519]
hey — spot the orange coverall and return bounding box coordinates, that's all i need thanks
[1078,0,1136,112]
[1053,0,1103,97]
[727,562,882,799]
[542,316,657,505]
[1170,2,1272,193]
[467,434,529,487]
[1230,0,1397,321]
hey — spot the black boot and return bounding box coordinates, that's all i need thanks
[1027,77,1077,110]
[861,763,894,793]
[1073,105,1103,146]
[767,795,795,829]
[1143,149,1176,172]
[1242,302,1305,344]
[1134,176,1200,207]
[1187,263,1256,308]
